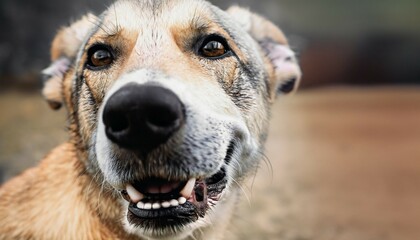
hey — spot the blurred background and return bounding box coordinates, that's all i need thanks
[0,0,419,239]
[1,0,420,88]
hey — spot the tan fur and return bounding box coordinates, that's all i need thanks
[50,14,96,61]
[41,74,64,109]
[43,14,97,110]
[227,6,297,101]
[0,144,138,239]
[171,23,244,87]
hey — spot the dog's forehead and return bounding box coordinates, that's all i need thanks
[102,0,215,33]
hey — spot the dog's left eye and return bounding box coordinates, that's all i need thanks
[86,45,114,69]
[199,36,230,59]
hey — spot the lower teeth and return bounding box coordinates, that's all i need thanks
[136,197,187,210]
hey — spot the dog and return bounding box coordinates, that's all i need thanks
[0,0,301,239]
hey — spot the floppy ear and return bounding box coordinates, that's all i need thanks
[227,6,301,101]
[41,13,96,110]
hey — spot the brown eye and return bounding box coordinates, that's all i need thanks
[87,45,114,69]
[202,41,226,57]
[199,36,230,59]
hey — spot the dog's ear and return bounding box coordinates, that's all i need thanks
[227,6,301,101]
[42,13,96,110]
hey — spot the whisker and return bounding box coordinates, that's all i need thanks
[249,164,259,200]
[260,151,274,184]
[228,176,252,208]
[113,3,121,33]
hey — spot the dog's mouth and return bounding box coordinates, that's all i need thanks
[122,168,227,229]
[120,141,236,230]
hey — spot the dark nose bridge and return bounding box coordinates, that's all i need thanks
[102,83,185,156]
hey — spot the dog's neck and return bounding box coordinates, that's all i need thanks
[62,143,133,239]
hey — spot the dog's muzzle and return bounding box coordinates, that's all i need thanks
[101,82,232,232]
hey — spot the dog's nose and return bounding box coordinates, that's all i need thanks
[103,83,185,154]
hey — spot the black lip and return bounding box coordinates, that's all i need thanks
[128,201,199,229]
[206,168,227,199]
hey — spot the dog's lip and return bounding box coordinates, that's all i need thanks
[127,200,202,231]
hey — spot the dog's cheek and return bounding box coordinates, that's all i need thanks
[227,62,266,113]
[75,67,123,148]
[77,83,100,150]
[228,65,270,162]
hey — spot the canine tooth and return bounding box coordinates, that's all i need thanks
[152,203,161,209]
[178,197,187,205]
[126,184,144,203]
[144,203,152,210]
[137,202,145,209]
[161,201,171,208]
[170,199,179,207]
[180,178,196,198]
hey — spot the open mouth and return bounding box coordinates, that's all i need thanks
[123,168,227,229]
[121,140,236,230]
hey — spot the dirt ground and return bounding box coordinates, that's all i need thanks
[1,86,420,240]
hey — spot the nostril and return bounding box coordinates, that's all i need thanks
[108,114,130,132]
[145,108,180,129]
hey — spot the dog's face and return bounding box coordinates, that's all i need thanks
[42,0,301,239]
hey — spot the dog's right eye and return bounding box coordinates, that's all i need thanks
[86,45,114,70]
